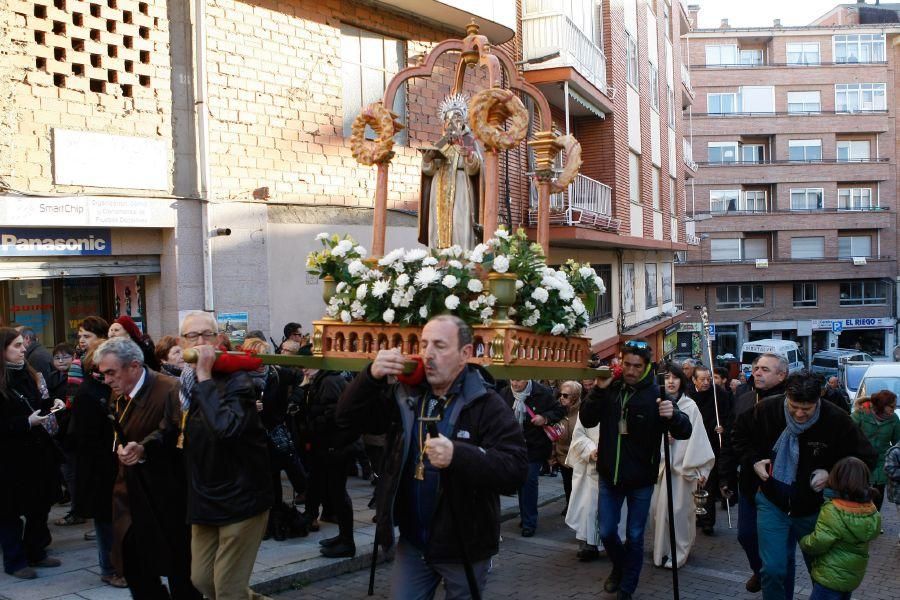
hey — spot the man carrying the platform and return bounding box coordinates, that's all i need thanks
[336,315,527,599]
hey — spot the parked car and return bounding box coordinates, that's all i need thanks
[810,349,874,379]
[740,339,805,376]
[843,362,871,403]
[853,363,900,417]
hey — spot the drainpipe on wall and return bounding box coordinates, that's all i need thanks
[193,0,214,312]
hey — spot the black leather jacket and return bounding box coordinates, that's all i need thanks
[184,371,273,525]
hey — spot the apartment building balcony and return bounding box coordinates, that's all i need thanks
[696,158,892,185]
[676,255,896,284]
[680,63,695,107]
[521,8,613,115]
[372,0,514,42]
[527,174,620,232]
[691,111,890,136]
[685,219,700,245]
[683,139,698,177]
[693,206,894,233]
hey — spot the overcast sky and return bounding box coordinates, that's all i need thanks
[693,0,847,28]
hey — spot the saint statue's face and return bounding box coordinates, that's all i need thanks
[443,109,467,139]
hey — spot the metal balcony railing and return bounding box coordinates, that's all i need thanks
[528,173,619,232]
[682,139,698,171]
[522,11,608,94]
[680,63,694,96]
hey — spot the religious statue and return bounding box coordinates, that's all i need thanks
[418,94,483,249]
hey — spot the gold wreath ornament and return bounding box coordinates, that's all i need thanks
[350,102,405,166]
[550,134,583,194]
[468,88,529,150]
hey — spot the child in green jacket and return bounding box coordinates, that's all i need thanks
[800,457,881,600]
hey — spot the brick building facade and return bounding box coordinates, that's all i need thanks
[677,2,900,361]
[1,0,693,358]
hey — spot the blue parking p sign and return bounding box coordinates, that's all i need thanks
[832,321,843,333]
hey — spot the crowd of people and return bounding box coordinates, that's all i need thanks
[1,314,899,600]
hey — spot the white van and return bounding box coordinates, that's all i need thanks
[740,339,805,375]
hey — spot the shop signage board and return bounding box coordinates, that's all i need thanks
[0,196,177,228]
[0,228,112,256]
[812,318,895,330]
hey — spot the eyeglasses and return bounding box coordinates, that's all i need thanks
[182,331,217,341]
[559,393,571,398]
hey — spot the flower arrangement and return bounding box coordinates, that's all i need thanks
[306,227,606,336]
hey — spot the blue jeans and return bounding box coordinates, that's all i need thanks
[94,519,114,576]
[737,491,762,575]
[389,537,490,600]
[517,461,542,530]
[810,583,851,600]
[756,492,817,600]
[598,479,654,595]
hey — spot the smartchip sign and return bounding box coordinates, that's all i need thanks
[0,228,112,256]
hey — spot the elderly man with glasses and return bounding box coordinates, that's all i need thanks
[579,339,692,600]
[178,311,273,600]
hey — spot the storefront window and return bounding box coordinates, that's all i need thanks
[838,330,886,356]
[7,280,55,343]
[62,278,103,346]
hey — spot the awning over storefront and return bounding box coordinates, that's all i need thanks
[0,256,161,279]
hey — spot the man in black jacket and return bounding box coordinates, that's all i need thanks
[579,339,692,600]
[719,352,786,593]
[823,376,851,413]
[501,379,563,537]
[178,311,273,600]
[691,365,733,535]
[335,315,527,599]
[732,370,876,600]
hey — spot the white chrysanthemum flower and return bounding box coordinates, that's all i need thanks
[442,274,458,288]
[484,295,496,307]
[315,232,329,241]
[468,300,481,310]
[551,323,566,336]
[340,310,351,323]
[467,279,483,293]
[525,301,535,310]
[523,312,539,327]
[440,245,463,258]
[572,297,586,315]
[448,260,463,269]
[404,248,428,263]
[595,276,606,294]
[331,239,354,257]
[422,256,438,266]
[516,279,524,290]
[469,243,489,263]
[378,248,404,266]
[554,270,568,282]
[363,268,382,281]
[354,245,368,258]
[494,228,511,240]
[356,284,368,301]
[348,260,367,277]
[392,262,405,273]
[396,273,410,287]
[541,276,561,290]
[400,287,415,308]
[326,304,339,317]
[480,307,493,320]
[559,287,574,301]
[336,282,347,293]
[531,287,549,303]
[445,295,460,310]
[391,290,403,306]
[372,279,390,298]
[493,255,510,273]
[414,267,439,288]
[509,306,517,316]
[419,306,428,319]
[579,266,595,279]
[382,308,395,323]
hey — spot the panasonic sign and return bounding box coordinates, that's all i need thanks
[0,228,112,256]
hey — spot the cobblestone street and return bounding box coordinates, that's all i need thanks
[278,495,900,600]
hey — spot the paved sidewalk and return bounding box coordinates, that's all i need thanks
[0,474,565,600]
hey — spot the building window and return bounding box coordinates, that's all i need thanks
[668,87,676,128]
[674,285,684,310]
[645,263,658,308]
[744,190,767,212]
[791,236,825,260]
[742,144,765,163]
[840,280,887,306]
[652,167,661,210]
[788,139,822,162]
[710,189,740,213]
[590,264,613,323]
[790,188,824,211]
[708,142,738,164]
[710,238,767,261]
[661,262,673,303]
[626,34,639,89]
[740,86,774,113]
[629,152,640,204]
[740,49,764,65]
[835,83,886,112]
[838,188,873,211]
[836,140,870,162]
[341,25,407,141]
[793,283,817,308]
[787,91,821,113]
[834,34,885,63]
[786,42,820,65]
[839,235,872,258]
[716,284,765,309]
[705,44,737,65]
[707,93,737,114]
[669,178,676,214]
[649,63,659,110]
[663,3,671,40]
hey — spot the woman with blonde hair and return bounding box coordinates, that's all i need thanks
[554,381,582,514]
